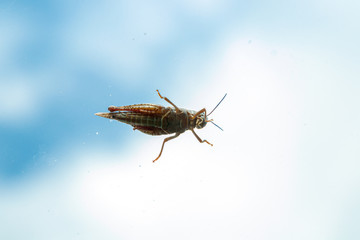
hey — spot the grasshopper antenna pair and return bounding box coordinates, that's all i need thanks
[207,93,227,131]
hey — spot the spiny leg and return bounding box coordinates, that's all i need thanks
[153,132,181,162]
[191,129,213,146]
[156,89,181,114]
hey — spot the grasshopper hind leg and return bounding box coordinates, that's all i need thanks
[153,132,181,162]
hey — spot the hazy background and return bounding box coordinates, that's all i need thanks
[1,0,360,239]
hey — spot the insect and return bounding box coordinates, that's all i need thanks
[95,90,226,162]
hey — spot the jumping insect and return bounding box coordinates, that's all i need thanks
[95,90,226,162]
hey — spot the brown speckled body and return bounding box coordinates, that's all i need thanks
[95,90,222,162]
[105,104,198,136]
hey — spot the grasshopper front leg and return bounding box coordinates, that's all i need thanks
[190,108,207,120]
[191,129,213,146]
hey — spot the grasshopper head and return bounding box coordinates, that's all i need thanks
[195,112,207,129]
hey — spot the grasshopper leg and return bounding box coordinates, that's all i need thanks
[156,90,181,114]
[190,108,207,120]
[153,132,181,162]
[191,129,213,146]
[108,105,121,112]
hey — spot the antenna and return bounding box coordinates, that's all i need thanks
[211,121,223,131]
[207,93,227,131]
[208,93,227,116]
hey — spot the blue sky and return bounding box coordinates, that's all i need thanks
[1,0,360,239]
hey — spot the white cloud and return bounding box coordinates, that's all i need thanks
[60,1,178,85]
[0,79,39,125]
[179,0,231,18]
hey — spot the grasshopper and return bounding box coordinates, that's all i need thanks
[95,90,226,162]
